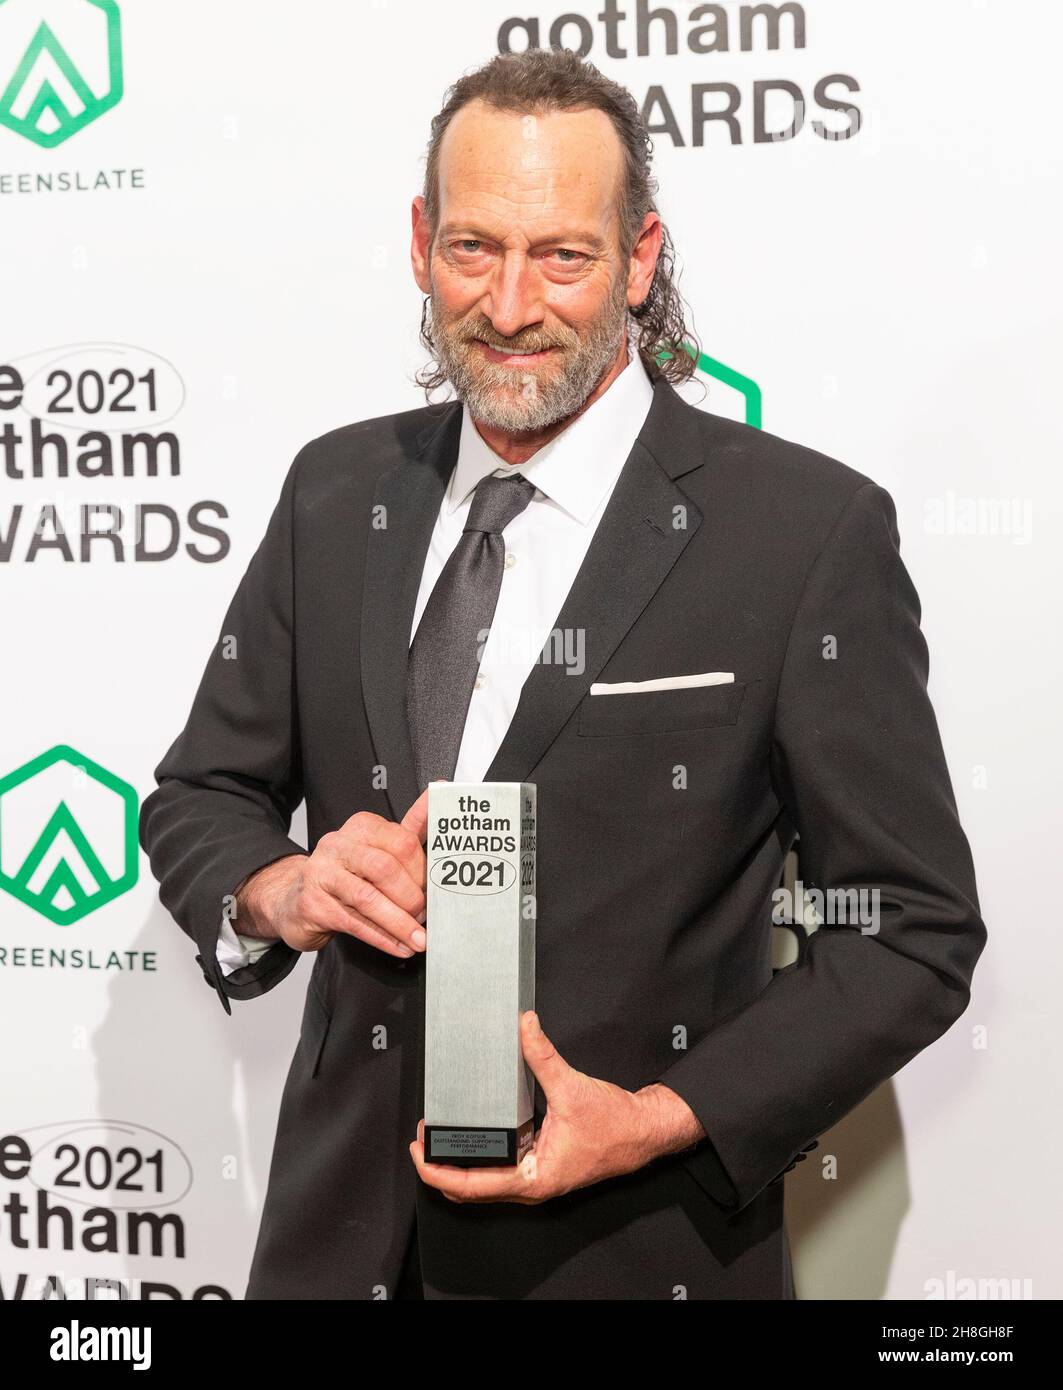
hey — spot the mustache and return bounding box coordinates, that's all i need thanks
[459,324,567,354]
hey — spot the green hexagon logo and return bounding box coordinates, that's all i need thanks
[0,745,138,925]
[0,0,123,150]
[657,341,763,428]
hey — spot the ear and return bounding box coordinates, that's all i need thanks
[411,195,432,295]
[627,212,662,308]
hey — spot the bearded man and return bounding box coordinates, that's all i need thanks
[140,47,986,1300]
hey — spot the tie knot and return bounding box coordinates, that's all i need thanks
[464,472,537,536]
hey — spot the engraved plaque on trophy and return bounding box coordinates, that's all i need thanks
[423,781,536,1166]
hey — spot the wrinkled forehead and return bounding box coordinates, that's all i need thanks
[436,99,625,244]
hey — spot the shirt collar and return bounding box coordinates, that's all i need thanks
[446,350,656,525]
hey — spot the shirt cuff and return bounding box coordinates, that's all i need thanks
[216,915,278,976]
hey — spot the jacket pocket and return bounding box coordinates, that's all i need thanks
[299,981,332,1080]
[577,679,748,737]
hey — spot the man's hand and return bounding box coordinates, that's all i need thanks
[409,1011,706,1203]
[234,788,431,959]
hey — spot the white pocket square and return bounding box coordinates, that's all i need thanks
[589,672,735,695]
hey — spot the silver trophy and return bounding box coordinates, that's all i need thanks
[424,781,536,1165]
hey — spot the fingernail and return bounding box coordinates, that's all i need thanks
[416,909,426,925]
[412,928,426,949]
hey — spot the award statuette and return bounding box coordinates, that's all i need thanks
[424,781,536,1166]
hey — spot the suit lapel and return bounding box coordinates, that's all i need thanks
[485,375,705,782]
[360,403,461,822]
[360,373,706,818]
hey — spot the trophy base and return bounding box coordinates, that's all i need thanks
[424,1119,535,1167]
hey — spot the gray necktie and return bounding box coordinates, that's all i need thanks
[407,471,537,791]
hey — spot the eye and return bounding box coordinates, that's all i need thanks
[552,248,583,263]
[456,240,483,254]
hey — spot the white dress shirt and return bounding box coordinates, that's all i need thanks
[216,348,655,974]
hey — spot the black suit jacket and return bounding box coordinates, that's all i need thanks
[139,369,987,1299]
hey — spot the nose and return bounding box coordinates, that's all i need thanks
[481,250,544,341]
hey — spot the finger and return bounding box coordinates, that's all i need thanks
[343,842,425,920]
[400,785,434,846]
[325,906,417,959]
[408,1125,460,1186]
[409,1115,524,1202]
[413,1153,525,1204]
[409,1119,465,1201]
[520,1011,571,1104]
[340,812,426,886]
[306,884,416,958]
[410,1114,545,1203]
[319,864,426,950]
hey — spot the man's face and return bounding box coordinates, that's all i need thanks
[416,100,634,433]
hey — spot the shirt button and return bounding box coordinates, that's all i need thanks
[474,673,486,690]
[504,552,516,569]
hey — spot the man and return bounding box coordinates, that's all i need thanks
[140,48,986,1300]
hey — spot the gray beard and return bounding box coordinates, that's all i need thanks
[427,298,633,435]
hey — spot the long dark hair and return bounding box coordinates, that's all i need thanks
[416,47,701,395]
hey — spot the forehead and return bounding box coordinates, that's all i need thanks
[436,99,624,236]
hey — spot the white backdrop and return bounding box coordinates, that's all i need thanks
[1,0,1059,1300]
